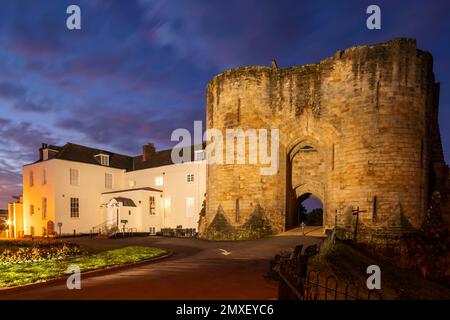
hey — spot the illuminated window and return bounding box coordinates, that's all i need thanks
[155,176,163,186]
[186,197,194,217]
[42,198,47,219]
[29,171,34,187]
[70,168,79,186]
[70,198,79,218]
[187,174,194,183]
[164,198,171,207]
[149,196,156,215]
[194,150,205,161]
[105,173,113,189]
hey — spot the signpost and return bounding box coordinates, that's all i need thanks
[352,207,367,241]
[57,222,63,237]
[121,219,128,234]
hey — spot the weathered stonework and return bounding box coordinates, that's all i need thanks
[201,38,450,243]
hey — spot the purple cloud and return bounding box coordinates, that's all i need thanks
[0,81,26,99]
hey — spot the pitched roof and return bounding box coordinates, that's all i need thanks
[102,187,162,194]
[112,197,136,207]
[132,143,206,171]
[30,142,205,171]
[54,143,133,170]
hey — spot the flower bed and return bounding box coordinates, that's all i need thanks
[0,246,167,288]
[0,240,83,265]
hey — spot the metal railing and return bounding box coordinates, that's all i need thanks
[91,218,119,237]
[273,244,382,300]
[160,228,197,238]
[279,266,382,300]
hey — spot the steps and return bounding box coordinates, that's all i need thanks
[91,219,119,238]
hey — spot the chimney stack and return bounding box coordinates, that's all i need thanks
[142,143,156,161]
[39,143,48,160]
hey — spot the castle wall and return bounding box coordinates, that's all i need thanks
[203,39,443,241]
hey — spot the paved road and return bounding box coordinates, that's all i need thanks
[0,231,322,300]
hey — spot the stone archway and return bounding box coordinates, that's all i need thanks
[286,139,326,230]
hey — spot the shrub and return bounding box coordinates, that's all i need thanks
[0,241,83,265]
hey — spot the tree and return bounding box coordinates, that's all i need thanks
[298,204,307,224]
[0,219,7,232]
[305,208,323,226]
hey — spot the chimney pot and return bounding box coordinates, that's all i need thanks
[142,143,156,161]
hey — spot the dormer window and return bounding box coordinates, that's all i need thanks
[95,154,110,166]
[155,176,163,187]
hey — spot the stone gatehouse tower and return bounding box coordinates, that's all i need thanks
[201,38,450,242]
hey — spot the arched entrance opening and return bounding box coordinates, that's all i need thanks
[285,138,326,231]
[296,194,323,226]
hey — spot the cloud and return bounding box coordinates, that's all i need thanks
[56,100,205,154]
[0,118,59,207]
[14,100,52,113]
[0,168,21,208]
[0,80,53,113]
[0,81,26,99]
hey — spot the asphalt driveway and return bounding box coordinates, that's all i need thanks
[0,231,322,300]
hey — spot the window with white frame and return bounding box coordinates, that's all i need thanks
[99,154,109,166]
[30,204,34,216]
[29,171,34,187]
[105,173,113,189]
[186,197,195,217]
[42,169,47,185]
[187,174,194,183]
[70,168,79,186]
[155,176,163,186]
[149,196,156,215]
[70,198,79,218]
[149,227,156,235]
[42,197,47,219]
[194,150,205,161]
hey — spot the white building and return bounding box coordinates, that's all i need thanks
[15,142,206,237]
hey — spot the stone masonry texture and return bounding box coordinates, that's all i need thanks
[201,38,450,242]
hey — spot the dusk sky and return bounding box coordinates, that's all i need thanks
[1,0,450,208]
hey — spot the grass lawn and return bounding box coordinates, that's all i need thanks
[0,246,167,288]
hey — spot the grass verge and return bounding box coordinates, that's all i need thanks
[309,241,450,300]
[0,246,167,288]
